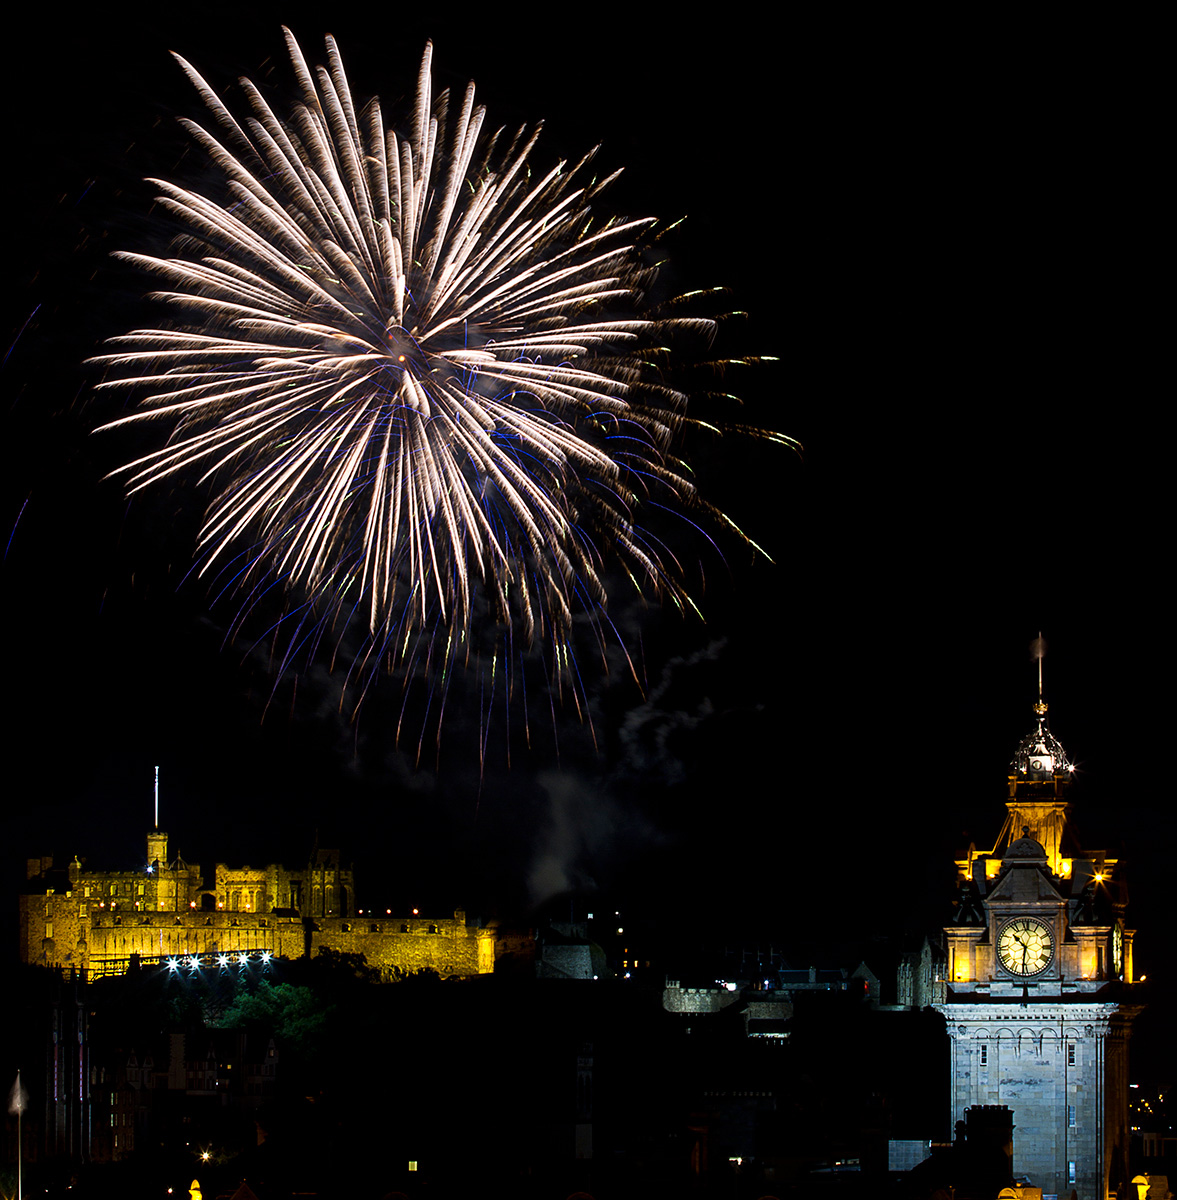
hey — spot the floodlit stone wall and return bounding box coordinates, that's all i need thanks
[310,913,494,978]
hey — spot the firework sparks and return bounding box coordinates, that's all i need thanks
[92,30,792,744]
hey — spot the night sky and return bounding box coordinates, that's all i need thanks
[3,6,1169,1062]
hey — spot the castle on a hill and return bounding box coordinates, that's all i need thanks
[20,829,494,979]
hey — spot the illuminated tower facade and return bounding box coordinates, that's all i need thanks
[935,671,1142,1197]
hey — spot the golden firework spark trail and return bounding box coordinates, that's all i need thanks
[92,29,794,748]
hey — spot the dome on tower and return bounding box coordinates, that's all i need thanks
[1011,702,1073,780]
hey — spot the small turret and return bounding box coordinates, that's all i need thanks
[147,830,168,873]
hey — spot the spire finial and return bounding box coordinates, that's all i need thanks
[1012,632,1073,777]
[1030,632,1048,714]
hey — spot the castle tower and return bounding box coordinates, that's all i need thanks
[935,644,1143,1198]
[146,830,168,873]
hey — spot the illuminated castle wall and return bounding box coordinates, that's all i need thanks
[20,831,494,980]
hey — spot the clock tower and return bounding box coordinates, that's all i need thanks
[936,650,1142,1197]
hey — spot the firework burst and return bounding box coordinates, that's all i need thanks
[92,30,792,749]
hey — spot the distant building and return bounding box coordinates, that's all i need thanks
[20,830,494,980]
[896,935,947,1009]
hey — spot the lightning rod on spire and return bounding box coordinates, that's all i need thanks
[1030,632,1047,701]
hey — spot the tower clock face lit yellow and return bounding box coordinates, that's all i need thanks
[997,917,1054,977]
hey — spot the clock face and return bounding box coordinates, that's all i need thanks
[997,917,1055,977]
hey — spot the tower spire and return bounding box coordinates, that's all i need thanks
[1012,633,1072,778]
[1030,631,1047,712]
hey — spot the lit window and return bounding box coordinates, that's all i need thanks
[1069,1161,1076,1184]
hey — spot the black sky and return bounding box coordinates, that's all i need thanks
[3,5,1168,1055]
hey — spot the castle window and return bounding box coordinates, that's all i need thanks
[1069,1161,1076,1184]
[371,924,381,933]
[980,1044,988,1065]
[341,923,351,932]
[400,924,409,933]
[1068,1104,1076,1127]
[1068,1043,1076,1066]
[429,924,439,934]
[45,923,53,939]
